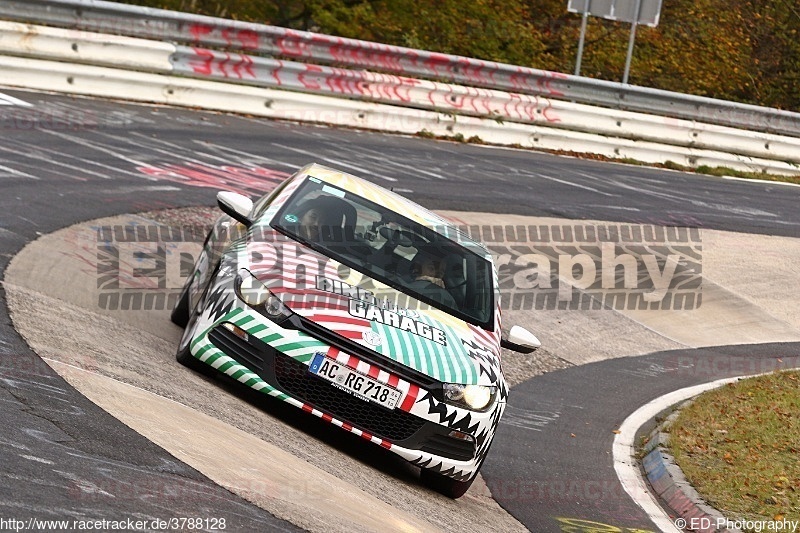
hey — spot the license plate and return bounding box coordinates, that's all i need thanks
[309,353,401,410]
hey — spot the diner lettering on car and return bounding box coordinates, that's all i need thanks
[315,275,420,316]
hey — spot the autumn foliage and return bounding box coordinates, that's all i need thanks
[121,0,800,110]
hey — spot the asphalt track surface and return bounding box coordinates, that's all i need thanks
[2,87,800,531]
[488,343,800,531]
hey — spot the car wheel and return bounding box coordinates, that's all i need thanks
[175,263,221,376]
[171,234,213,328]
[170,279,191,327]
[175,308,217,379]
[420,468,476,499]
[175,297,212,373]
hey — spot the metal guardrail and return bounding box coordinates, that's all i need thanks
[168,46,800,164]
[4,23,800,176]
[5,18,799,167]
[2,0,800,138]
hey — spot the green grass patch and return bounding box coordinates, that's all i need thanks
[414,130,485,144]
[669,370,800,523]
[666,162,800,185]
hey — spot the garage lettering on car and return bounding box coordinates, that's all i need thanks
[348,299,447,346]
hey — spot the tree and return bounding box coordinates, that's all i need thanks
[305,0,547,66]
[115,0,800,109]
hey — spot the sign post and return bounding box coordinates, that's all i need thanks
[574,0,591,76]
[568,0,663,83]
[622,0,643,84]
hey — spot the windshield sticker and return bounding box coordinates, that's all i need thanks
[284,214,298,223]
[321,184,346,198]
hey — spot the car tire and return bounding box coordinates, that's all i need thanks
[170,280,191,328]
[175,301,203,368]
[175,309,217,379]
[420,468,476,499]
[171,232,213,328]
[175,263,221,377]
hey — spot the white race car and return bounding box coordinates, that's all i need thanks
[172,163,540,497]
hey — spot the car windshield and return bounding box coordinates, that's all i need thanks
[271,176,494,329]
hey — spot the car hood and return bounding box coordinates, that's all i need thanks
[246,238,500,386]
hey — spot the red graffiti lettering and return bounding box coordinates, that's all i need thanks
[189,24,213,42]
[189,48,215,76]
[298,64,323,90]
[237,30,260,50]
[231,54,256,79]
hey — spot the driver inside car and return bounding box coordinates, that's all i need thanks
[408,252,457,308]
[294,196,353,243]
[298,203,324,241]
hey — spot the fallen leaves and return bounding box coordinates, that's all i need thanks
[668,370,800,519]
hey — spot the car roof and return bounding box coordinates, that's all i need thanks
[298,163,490,257]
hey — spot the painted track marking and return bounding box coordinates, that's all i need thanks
[612,375,773,532]
[0,92,32,107]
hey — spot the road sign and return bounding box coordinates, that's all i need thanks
[569,0,664,82]
[568,0,663,27]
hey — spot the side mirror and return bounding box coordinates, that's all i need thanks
[217,191,253,227]
[501,325,541,354]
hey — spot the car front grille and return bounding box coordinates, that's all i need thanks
[209,323,473,460]
[273,353,426,442]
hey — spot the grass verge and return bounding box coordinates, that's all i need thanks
[413,131,800,186]
[669,370,800,522]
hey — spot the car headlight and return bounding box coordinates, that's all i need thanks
[234,269,292,321]
[441,383,498,411]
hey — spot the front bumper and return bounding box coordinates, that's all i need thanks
[187,300,502,481]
